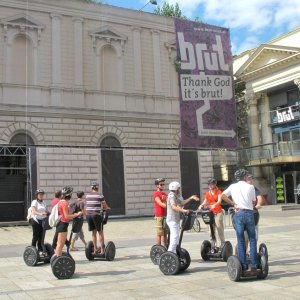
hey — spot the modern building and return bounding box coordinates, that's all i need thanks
[0,0,236,222]
[233,28,300,204]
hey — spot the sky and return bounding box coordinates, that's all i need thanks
[101,0,300,55]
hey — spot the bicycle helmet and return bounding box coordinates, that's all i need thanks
[35,189,45,196]
[169,181,181,191]
[207,178,217,185]
[61,185,73,196]
[154,178,165,186]
[91,181,99,189]
[234,169,249,182]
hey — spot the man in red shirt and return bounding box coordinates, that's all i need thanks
[152,178,167,247]
[199,178,225,246]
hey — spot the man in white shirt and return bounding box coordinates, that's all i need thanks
[221,169,261,275]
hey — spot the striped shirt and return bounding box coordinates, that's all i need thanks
[85,192,103,216]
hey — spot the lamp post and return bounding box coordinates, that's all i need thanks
[139,0,157,11]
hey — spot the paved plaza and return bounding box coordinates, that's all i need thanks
[0,207,300,300]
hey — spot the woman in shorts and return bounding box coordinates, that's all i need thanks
[55,186,83,257]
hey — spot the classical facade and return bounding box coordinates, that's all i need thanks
[233,28,300,204]
[0,0,236,222]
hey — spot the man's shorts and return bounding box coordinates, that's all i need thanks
[155,217,165,236]
[87,214,103,232]
[56,221,69,233]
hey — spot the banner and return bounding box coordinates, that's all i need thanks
[175,19,238,149]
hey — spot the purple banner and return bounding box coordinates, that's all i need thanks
[175,19,238,149]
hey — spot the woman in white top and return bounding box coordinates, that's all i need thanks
[31,189,48,252]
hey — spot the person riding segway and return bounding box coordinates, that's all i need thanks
[221,169,269,281]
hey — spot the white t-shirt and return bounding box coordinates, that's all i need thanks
[223,181,256,210]
[31,199,47,222]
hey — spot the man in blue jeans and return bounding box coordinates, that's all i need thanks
[221,169,261,275]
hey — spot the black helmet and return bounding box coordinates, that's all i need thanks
[91,181,99,189]
[61,186,73,196]
[207,178,217,184]
[35,189,45,196]
[154,178,165,186]
[234,169,249,182]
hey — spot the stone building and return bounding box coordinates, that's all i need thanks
[0,0,236,222]
[233,28,300,204]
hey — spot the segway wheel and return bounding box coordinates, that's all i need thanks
[85,241,95,261]
[179,248,191,272]
[159,251,180,275]
[43,243,55,264]
[150,245,166,265]
[221,241,233,262]
[50,252,70,265]
[257,254,269,279]
[105,241,116,261]
[201,240,211,261]
[51,256,75,279]
[227,255,242,282]
[23,246,39,266]
[259,243,268,262]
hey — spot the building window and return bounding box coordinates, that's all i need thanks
[100,136,121,148]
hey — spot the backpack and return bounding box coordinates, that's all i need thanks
[49,201,61,228]
[26,207,33,222]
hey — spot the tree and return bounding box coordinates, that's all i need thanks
[154,2,186,19]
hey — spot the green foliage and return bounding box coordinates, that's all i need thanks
[154,2,186,19]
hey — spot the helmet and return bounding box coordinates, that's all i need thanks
[61,185,73,196]
[91,181,99,189]
[35,189,45,196]
[234,169,249,182]
[154,178,165,186]
[169,181,181,191]
[207,178,217,185]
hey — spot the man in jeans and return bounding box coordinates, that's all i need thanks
[221,169,261,275]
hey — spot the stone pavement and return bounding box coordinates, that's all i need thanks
[0,207,300,300]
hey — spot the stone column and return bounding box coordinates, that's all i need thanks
[132,27,142,91]
[51,14,62,86]
[151,29,161,93]
[73,17,83,88]
[50,14,62,106]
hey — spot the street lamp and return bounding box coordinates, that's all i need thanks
[139,0,157,11]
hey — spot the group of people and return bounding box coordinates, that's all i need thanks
[29,181,111,258]
[152,168,263,274]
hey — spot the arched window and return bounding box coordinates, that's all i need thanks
[11,35,34,85]
[100,135,121,148]
[101,45,118,91]
[10,133,34,145]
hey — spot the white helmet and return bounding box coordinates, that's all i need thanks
[169,181,181,191]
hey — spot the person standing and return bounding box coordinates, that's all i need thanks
[70,191,87,251]
[221,169,261,275]
[199,178,225,247]
[85,182,110,255]
[152,178,168,248]
[30,189,48,252]
[55,186,82,257]
[166,181,199,253]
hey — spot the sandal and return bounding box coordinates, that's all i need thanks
[70,247,78,251]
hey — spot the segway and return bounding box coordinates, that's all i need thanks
[227,243,269,281]
[85,211,116,261]
[23,216,54,266]
[200,208,233,262]
[50,217,84,279]
[158,211,197,275]
[150,218,170,265]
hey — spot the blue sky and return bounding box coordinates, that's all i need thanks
[101,0,300,55]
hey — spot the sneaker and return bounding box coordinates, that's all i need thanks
[243,268,258,276]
